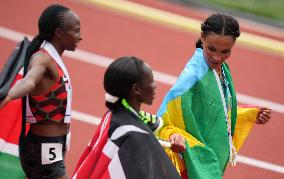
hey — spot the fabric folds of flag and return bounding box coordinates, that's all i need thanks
[0,37,29,178]
[72,108,181,179]
[157,48,259,178]
[0,96,25,179]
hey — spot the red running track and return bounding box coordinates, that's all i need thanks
[0,0,283,178]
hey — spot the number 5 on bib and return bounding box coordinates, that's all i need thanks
[41,143,63,165]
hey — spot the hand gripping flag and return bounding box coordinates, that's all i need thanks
[157,48,260,179]
[72,109,181,179]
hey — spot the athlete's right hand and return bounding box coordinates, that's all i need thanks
[0,96,12,109]
[169,133,186,153]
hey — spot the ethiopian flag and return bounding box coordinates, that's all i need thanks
[157,48,259,178]
[0,38,29,178]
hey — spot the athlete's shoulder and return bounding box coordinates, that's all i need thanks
[29,50,53,68]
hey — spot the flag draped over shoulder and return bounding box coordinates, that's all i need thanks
[157,48,259,178]
[0,37,29,179]
[73,108,181,179]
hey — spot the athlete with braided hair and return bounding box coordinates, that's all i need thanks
[0,4,81,179]
[157,14,272,178]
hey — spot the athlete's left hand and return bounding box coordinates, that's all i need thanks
[256,107,272,124]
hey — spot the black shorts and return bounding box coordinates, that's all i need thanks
[19,132,67,179]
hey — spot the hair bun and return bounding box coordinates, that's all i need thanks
[105,93,119,103]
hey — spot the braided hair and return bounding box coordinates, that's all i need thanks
[20,5,70,148]
[104,56,145,110]
[196,14,241,48]
[24,4,70,75]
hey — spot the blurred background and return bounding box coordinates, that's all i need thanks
[171,0,284,28]
[0,0,283,178]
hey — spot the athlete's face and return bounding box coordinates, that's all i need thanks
[137,63,157,105]
[201,32,235,70]
[61,10,82,51]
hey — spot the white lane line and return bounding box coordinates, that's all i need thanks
[1,26,283,114]
[88,0,284,56]
[238,155,284,174]
[3,109,284,174]
[65,49,178,85]
[72,110,101,125]
[72,110,284,174]
[238,94,284,114]
[1,26,284,174]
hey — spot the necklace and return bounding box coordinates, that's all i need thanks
[215,67,237,166]
[217,68,223,80]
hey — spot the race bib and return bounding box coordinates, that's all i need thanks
[41,143,63,165]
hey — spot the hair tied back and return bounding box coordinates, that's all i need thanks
[105,93,119,103]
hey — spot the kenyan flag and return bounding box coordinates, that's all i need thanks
[0,38,29,178]
[0,91,25,178]
[0,75,25,179]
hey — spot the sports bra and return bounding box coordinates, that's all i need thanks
[28,49,67,123]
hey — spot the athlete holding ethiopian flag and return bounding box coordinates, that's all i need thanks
[157,14,272,179]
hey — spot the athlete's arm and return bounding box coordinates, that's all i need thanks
[0,53,48,108]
